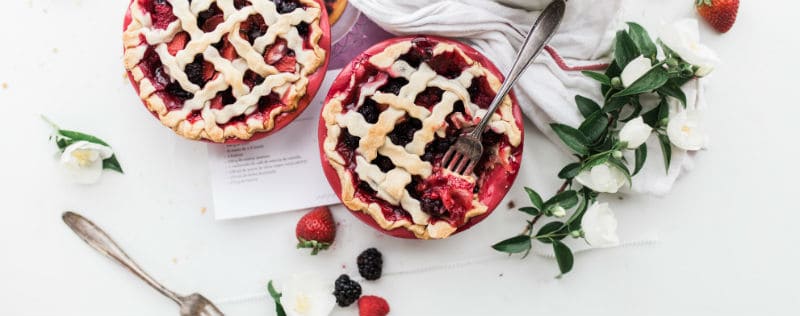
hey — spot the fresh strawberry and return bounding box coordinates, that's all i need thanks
[273,55,297,73]
[358,296,390,316]
[167,32,189,56]
[295,206,336,255]
[696,0,739,33]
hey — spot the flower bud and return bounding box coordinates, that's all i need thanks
[551,206,567,218]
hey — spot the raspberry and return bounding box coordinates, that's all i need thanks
[359,295,390,316]
[357,248,383,281]
[333,274,361,307]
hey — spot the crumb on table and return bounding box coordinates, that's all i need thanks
[1,83,7,90]
[506,200,516,209]
[200,207,207,215]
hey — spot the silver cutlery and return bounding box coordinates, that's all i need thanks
[63,211,224,316]
[443,0,566,175]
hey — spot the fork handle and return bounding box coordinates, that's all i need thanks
[63,211,182,304]
[471,0,566,136]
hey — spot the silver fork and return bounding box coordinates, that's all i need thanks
[443,0,566,175]
[63,211,225,316]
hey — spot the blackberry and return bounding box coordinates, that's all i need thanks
[296,22,309,37]
[379,77,409,95]
[372,155,395,173]
[333,274,361,307]
[357,248,383,281]
[388,117,421,146]
[185,55,206,86]
[420,197,446,217]
[342,129,360,150]
[165,82,193,100]
[274,0,299,14]
[357,99,380,124]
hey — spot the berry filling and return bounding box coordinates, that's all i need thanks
[333,38,519,225]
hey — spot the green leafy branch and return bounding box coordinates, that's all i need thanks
[493,22,705,276]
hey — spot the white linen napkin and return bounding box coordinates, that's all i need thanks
[348,0,705,196]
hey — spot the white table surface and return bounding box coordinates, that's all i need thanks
[2,0,799,315]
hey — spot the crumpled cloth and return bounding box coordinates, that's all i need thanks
[348,0,706,195]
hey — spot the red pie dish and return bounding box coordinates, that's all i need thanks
[319,36,524,239]
[123,0,330,143]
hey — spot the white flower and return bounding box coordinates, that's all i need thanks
[660,19,720,77]
[575,163,628,194]
[280,273,335,316]
[60,141,114,184]
[581,202,620,248]
[618,116,652,149]
[667,109,707,151]
[620,55,652,87]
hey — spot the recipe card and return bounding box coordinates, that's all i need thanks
[207,71,340,219]
[207,10,394,219]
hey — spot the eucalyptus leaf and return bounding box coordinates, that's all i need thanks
[658,134,673,173]
[633,143,648,176]
[553,240,574,276]
[268,281,287,316]
[545,190,579,210]
[582,71,612,86]
[603,97,628,113]
[524,187,544,209]
[551,124,590,156]
[579,111,609,143]
[614,30,639,68]
[519,207,541,216]
[558,163,581,180]
[536,221,567,243]
[627,22,657,58]
[492,235,532,254]
[658,81,687,107]
[575,95,601,118]
[103,156,124,174]
[613,66,669,98]
[58,129,112,146]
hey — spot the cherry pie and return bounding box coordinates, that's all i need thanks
[319,36,524,239]
[123,0,329,143]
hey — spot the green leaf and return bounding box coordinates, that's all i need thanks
[558,163,581,180]
[575,95,602,118]
[581,152,611,172]
[603,97,628,113]
[579,111,609,142]
[613,66,669,98]
[627,22,657,58]
[545,190,579,210]
[524,187,544,210]
[268,281,287,316]
[536,221,567,243]
[658,134,673,173]
[658,81,687,107]
[550,124,590,156]
[633,143,648,176]
[102,155,124,174]
[519,207,541,216]
[58,129,112,147]
[582,71,612,86]
[492,235,532,254]
[614,30,639,68]
[604,61,622,79]
[566,190,591,230]
[553,240,574,276]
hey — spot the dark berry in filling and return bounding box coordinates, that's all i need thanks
[358,181,377,195]
[165,81,193,100]
[150,0,177,30]
[233,0,251,9]
[429,51,469,79]
[357,99,380,124]
[414,87,444,108]
[421,135,457,163]
[243,70,265,89]
[452,100,466,114]
[273,0,300,14]
[387,117,421,146]
[296,22,309,37]
[341,129,361,150]
[420,197,447,217]
[197,4,222,31]
[379,77,409,95]
[185,55,206,86]
[241,15,268,44]
[468,76,495,108]
[372,155,395,173]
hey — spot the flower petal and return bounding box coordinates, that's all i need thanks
[620,55,652,88]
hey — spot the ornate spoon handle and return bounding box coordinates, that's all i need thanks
[63,211,182,304]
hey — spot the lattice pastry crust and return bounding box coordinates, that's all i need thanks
[124,0,326,142]
[322,40,522,239]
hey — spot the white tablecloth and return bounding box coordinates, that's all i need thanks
[1,0,798,315]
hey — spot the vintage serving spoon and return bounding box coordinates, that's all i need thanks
[443,0,566,175]
[63,211,224,316]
